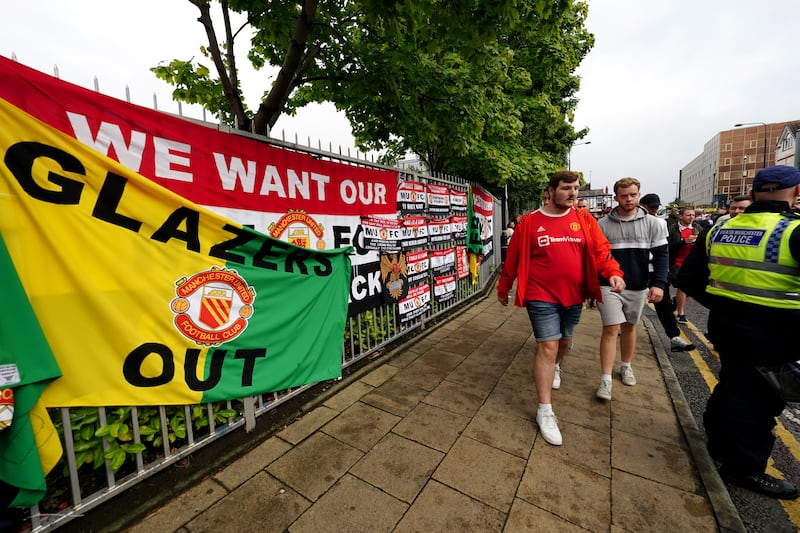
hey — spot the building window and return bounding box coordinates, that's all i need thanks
[750,140,757,149]
[723,143,732,151]
[723,157,731,165]
[783,135,794,151]
[721,186,729,194]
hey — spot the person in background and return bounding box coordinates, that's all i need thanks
[712,206,728,222]
[577,199,590,211]
[501,220,515,262]
[594,179,668,401]
[497,170,625,446]
[667,207,680,227]
[714,195,752,225]
[669,207,702,323]
[639,194,695,352]
[695,209,712,230]
[676,165,800,499]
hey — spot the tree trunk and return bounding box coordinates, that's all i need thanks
[252,0,319,135]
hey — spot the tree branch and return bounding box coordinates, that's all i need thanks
[190,0,249,129]
[253,0,319,134]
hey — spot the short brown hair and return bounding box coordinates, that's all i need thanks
[731,195,750,203]
[679,206,694,215]
[547,170,579,190]
[613,177,640,193]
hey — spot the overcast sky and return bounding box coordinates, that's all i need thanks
[3,1,800,205]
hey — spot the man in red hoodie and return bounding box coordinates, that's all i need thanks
[497,170,625,446]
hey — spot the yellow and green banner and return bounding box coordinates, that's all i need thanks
[0,58,354,507]
[0,98,351,405]
[0,232,63,508]
[0,98,351,504]
[0,95,350,506]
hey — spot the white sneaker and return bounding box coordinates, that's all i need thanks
[596,379,612,400]
[670,336,695,352]
[536,411,562,446]
[620,366,636,386]
[552,365,561,390]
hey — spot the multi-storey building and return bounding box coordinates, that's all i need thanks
[679,121,800,207]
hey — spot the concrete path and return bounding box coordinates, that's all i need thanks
[123,294,744,532]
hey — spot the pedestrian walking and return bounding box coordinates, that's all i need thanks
[497,170,625,446]
[639,194,695,352]
[594,179,668,400]
[501,220,515,262]
[676,165,800,499]
[669,207,702,323]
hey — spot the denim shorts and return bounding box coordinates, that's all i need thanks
[524,300,583,342]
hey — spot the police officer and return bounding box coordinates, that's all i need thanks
[676,165,800,499]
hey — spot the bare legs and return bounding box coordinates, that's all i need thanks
[600,322,636,374]
[534,338,572,403]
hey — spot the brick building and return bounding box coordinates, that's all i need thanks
[679,120,800,207]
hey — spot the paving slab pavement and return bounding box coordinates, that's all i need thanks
[123,292,745,532]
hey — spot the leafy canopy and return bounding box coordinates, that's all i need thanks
[151,0,593,198]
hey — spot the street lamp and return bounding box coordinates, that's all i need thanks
[568,141,591,171]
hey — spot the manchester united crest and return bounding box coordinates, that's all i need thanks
[171,266,256,346]
[268,209,326,250]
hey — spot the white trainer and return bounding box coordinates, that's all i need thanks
[596,379,612,400]
[552,365,561,390]
[536,411,562,446]
[670,336,695,352]
[620,366,636,386]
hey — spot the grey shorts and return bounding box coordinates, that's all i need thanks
[597,286,648,326]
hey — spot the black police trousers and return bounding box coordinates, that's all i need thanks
[704,314,786,475]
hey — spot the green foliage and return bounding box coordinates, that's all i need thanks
[53,403,239,475]
[152,0,594,196]
[151,58,246,127]
[344,309,397,353]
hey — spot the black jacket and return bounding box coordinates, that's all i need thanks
[667,218,704,268]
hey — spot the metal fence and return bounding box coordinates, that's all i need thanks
[17,106,503,532]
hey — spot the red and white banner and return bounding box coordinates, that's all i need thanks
[449,188,467,213]
[400,216,428,248]
[456,246,469,279]
[427,183,450,216]
[397,178,427,215]
[472,185,494,258]
[399,283,431,323]
[430,248,456,275]
[428,218,452,244]
[0,57,397,221]
[0,56,400,310]
[406,250,430,285]
[434,274,456,302]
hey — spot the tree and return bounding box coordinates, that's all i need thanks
[151,0,593,195]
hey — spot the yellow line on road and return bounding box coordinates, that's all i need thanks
[678,317,800,522]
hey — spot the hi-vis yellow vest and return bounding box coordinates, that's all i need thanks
[706,212,800,309]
